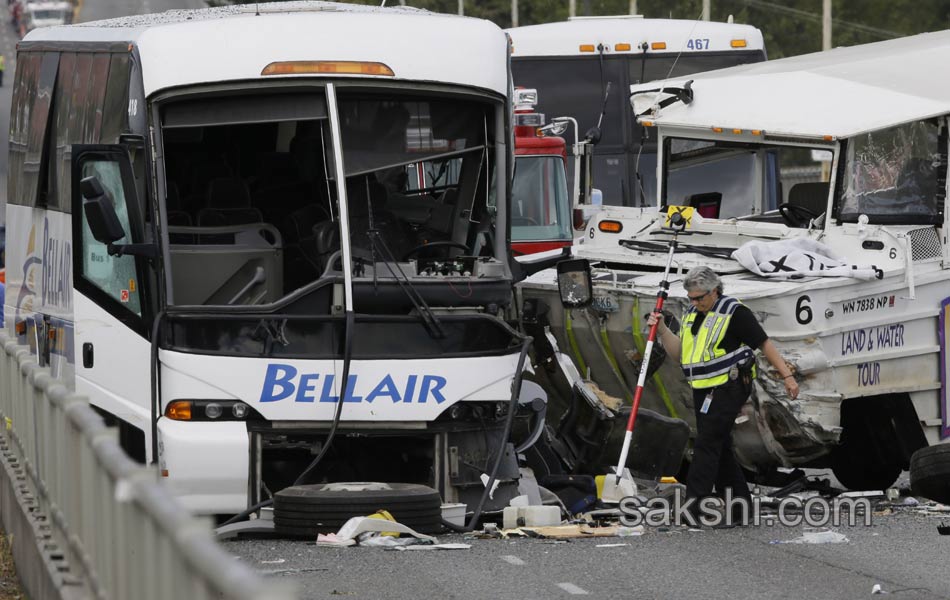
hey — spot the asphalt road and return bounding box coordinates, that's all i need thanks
[223,500,950,600]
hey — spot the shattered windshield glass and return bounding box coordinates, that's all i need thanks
[839,120,943,224]
[337,94,496,265]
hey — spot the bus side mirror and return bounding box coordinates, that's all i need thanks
[81,176,126,245]
[556,258,593,308]
[80,175,158,258]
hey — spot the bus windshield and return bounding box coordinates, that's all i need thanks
[158,88,501,308]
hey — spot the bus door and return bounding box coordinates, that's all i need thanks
[71,146,155,461]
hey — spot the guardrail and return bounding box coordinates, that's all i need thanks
[0,331,296,600]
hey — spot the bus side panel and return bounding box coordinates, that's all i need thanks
[5,204,76,382]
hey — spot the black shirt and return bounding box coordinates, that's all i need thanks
[689,303,768,352]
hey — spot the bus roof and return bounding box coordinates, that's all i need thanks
[22,1,509,98]
[630,29,950,140]
[506,17,764,58]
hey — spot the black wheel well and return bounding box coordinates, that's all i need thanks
[838,393,927,468]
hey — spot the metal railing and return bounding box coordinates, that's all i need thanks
[0,331,296,600]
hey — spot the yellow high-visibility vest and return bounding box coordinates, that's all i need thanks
[680,296,755,389]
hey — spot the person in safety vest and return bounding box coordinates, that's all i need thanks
[647,266,798,524]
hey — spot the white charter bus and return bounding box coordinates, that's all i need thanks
[507,16,766,208]
[6,2,531,517]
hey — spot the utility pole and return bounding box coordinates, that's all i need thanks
[569,0,576,18]
[511,0,518,27]
[629,0,637,15]
[458,0,463,15]
[822,0,832,50]
[702,0,710,21]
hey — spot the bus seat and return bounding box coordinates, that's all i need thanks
[787,182,829,216]
[198,177,263,227]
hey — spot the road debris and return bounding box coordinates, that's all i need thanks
[771,529,848,545]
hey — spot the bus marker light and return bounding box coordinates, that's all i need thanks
[261,61,395,76]
[615,43,631,51]
[731,39,747,48]
[598,220,623,233]
[651,42,667,50]
[579,44,596,52]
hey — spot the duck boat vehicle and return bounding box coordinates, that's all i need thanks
[518,31,950,496]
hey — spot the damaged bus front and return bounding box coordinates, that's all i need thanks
[519,31,950,497]
[6,2,537,517]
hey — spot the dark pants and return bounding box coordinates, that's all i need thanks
[686,377,752,502]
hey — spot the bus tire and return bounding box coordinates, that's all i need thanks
[273,482,443,535]
[910,445,950,504]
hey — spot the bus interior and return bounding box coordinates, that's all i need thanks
[157,88,505,311]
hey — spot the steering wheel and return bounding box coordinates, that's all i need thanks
[512,216,540,226]
[778,202,820,227]
[401,241,470,261]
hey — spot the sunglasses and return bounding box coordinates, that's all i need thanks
[687,290,712,303]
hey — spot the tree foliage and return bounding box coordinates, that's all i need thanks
[213,0,950,58]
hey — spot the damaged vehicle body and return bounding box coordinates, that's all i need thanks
[6,2,542,519]
[518,31,950,495]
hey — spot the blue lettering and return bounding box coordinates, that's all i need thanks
[857,362,881,387]
[403,375,418,403]
[320,375,339,403]
[365,375,402,403]
[418,375,447,404]
[342,375,363,403]
[260,364,298,402]
[259,369,450,405]
[295,373,320,403]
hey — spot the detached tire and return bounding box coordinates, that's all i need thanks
[273,482,443,536]
[910,445,950,504]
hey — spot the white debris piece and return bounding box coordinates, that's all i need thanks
[772,529,848,544]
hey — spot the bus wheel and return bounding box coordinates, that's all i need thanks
[273,482,443,537]
[910,445,950,504]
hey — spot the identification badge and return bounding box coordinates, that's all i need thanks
[700,393,713,414]
[729,366,739,381]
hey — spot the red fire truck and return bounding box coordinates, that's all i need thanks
[510,89,574,255]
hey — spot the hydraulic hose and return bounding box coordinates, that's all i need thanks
[452,337,532,533]
[220,310,355,527]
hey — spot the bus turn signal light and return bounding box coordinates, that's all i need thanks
[261,61,395,76]
[598,220,623,233]
[731,39,747,48]
[166,401,193,421]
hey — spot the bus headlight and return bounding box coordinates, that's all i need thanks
[205,403,223,419]
[164,400,261,422]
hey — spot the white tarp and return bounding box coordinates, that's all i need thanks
[732,239,882,280]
